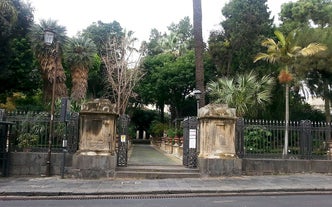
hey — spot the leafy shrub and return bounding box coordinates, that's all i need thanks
[244,126,272,153]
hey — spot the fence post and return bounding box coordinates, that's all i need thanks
[236,118,245,158]
[300,120,312,160]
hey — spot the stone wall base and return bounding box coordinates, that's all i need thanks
[198,157,242,176]
[71,153,116,179]
[242,159,332,175]
[10,152,72,176]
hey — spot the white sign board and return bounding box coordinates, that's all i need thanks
[121,135,126,143]
[189,129,196,148]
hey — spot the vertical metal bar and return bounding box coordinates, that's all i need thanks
[182,117,189,167]
[236,118,244,158]
[61,121,68,179]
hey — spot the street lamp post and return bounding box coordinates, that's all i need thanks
[193,89,201,114]
[191,89,201,168]
[44,30,57,177]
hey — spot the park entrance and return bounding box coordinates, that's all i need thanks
[115,115,200,179]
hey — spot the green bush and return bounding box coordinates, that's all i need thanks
[17,133,38,149]
[244,126,272,153]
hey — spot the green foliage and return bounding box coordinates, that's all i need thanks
[14,90,45,111]
[0,0,36,95]
[130,108,159,137]
[208,71,275,117]
[146,17,193,56]
[280,0,332,33]
[82,20,124,56]
[15,113,46,149]
[65,36,97,69]
[0,0,18,28]
[65,36,98,102]
[87,54,103,98]
[150,121,168,137]
[17,133,38,149]
[166,128,176,138]
[209,0,274,76]
[244,126,272,153]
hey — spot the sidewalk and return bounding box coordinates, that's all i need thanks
[0,173,331,197]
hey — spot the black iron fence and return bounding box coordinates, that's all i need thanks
[4,111,79,153]
[236,118,331,160]
[2,110,332,160]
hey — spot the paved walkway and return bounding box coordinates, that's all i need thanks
[0,174,331,197]
[128,144,181,166]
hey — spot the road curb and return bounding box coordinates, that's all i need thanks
[1,188,332,200]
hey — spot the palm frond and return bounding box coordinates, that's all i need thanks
[299,43,327,56]
[261,38,277,48]
[289,46,302,54]
[254,53,279,63]
[274,30,286,47]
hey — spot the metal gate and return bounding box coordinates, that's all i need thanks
[0,121,13,177]
[117,114,130,167]
[183,117,198,168]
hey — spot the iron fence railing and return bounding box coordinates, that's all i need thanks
[3,110,331,160]
[236,118,331,160]
[4,111,79,153]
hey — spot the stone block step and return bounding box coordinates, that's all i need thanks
[116,165,201,179]
[115,171,201,179]
[117,165,199,173]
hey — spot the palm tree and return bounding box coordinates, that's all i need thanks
[65,36,97,102]
[193,0,205,107]
[29,19,68,101]
[207,71,274,117]
[0,0,18,26]
[254,30,327,157]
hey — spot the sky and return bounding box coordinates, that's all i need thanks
[25,0,296,42]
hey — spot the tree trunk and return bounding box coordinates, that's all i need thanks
[324,81,331,124]
[70,67,88,102]
[160,104,165,123]
[323,81,331,141]
[193,0,205,107]
[283,83,289,157]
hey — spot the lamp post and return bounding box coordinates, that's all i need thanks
[193,89,202,166]
[193,89,201,114]
[44,29,57,177]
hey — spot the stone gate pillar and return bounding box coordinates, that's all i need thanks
[198,104,242,176]
[72,99,118,178]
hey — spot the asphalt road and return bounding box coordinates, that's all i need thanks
[1,194,331,207]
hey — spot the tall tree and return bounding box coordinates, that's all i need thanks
[193,0,205,107]
[83,20,124,55]
[139,51,197,121]
[279,0,332,123]
[254,30,327,157]
[29,19,68,101]
[103,31,145,115]
[82,21,124,98]
[295,27,332,124]
[209,0,273,77]
[0,0,36,96]
[146,28,164,55]
[0,0,18,29]
[280,0,332,33]
[65,36,97,102]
